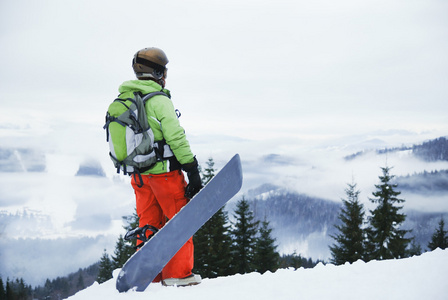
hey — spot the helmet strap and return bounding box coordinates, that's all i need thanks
[134,56,166,74]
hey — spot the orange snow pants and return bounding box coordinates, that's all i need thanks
[131,170,194,281]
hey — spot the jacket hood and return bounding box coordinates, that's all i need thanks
[118,80,171,97]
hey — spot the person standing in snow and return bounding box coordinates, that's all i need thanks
[117,47,202,286]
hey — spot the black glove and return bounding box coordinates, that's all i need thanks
[182,157,203,199]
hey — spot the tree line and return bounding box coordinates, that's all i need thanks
[0,264,98,300]
[330,166,448,265]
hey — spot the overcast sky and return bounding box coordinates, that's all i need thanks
[0,0,447,193]
[2,0,447,142]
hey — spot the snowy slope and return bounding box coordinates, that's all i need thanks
[68,248,448,300]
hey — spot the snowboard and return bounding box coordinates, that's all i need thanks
[116,154,243,292]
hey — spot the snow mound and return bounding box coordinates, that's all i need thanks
[68,248,448,300]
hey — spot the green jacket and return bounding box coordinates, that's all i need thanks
[118,80,195,174]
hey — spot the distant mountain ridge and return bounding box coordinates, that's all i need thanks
[395,170,448,194]
[343,136,448,194]
[345,136,448,162]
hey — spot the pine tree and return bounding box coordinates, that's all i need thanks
[194,207,233,278]
[192,222,210,277]
[201,157,216,186]
[5,280,12,300]
[43,278,52,299]
[111,211,139,269]
[193,157,233,278]
[0,278,5,300]
[76,271,85,290]
[230,197,259,274]
[407,240,422,256]
[330,182,366,264]
[366,166,411,260]
[97,250,114,283]
[16,278,27,300]
[428,217,448,251]
[254,219,280,274]
[112,234,135,269]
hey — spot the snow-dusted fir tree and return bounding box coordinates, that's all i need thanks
[254,218,279,273]
[330,182,366,264]
[365,166,410,260]
[0,278,5,299]
[428,217,448,251]
[200,157,216,186]
[230,197,259,274]
[97,250,113,283]
[112,235,133,269]
[193,158,233,278]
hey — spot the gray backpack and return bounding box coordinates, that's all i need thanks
[104,91,172,184]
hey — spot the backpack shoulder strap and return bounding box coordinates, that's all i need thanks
[141,91,169,105]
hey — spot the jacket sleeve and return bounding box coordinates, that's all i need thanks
[149,95,195,165]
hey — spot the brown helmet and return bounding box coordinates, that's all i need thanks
[132,47,169,80]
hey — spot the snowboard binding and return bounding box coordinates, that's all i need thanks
[124,225,159,249]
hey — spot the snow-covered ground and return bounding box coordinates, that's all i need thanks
[68,248,448,300]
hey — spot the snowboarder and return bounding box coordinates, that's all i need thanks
[116,47,203,286]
